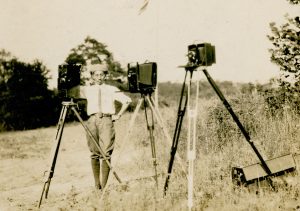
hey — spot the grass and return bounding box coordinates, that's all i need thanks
[0,88,300,210]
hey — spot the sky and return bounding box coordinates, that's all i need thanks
[0,0,299,88]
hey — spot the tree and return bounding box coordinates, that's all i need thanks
[6,59,50,98]
[0,49,13,94]
[286,0,300,4]
[0,50,59,131]
[266,1,300,113]
[65,36,126,87]
[268,15,300,90]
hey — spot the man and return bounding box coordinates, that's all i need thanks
[73,61,131,190]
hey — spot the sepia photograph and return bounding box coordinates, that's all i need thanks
[0,0,299,210]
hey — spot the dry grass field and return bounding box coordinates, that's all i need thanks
[0,91,300,210]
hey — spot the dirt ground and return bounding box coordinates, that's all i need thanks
[0,113,162,210]
[0,123,92,210]
[0,111,177,211]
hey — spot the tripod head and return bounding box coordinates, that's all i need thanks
[178,64,199,72]
[139,87,155,97]
[61,100,78,107]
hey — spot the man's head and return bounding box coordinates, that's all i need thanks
[86,62,108,85]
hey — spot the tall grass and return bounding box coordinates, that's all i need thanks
[86,89,300,210]
[0,84,299,210]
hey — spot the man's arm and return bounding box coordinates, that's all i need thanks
[112,92,132,121]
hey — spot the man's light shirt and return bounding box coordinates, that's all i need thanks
[80,84,131,116]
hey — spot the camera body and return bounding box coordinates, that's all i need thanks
[187,43,216,67]
[57,63,81,98]
[127,62,157,93]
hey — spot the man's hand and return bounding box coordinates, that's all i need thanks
[112,114,121,122]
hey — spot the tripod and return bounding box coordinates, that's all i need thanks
[164,66,275,210]
[163,66,199,210]
[137,92,159,187]
[38,100,122,208]
[98,89,186,201]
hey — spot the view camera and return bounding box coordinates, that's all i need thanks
[57,63,81,98]
[187,43,216,67]
[127,62,157,94]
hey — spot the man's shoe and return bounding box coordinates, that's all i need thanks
[94,185,102,197]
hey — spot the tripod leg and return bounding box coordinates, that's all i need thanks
[115,98,143,158]
[144,96,159,188]
[147,95,187,175]
[158,70,189,195]
[70,106,122,183]
[38,103,69,207]
[187,72,199,210]
[98,99,143,202]
[110,98,143,170]
[146,96,172,143]
[202,69,275,190]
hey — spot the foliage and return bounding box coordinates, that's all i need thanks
[206,92,265,147]
[0,49,13,92]
[267,2,300,114]
[261,83,300,116]
[65,36,126,86]
[286,0,300,4]
[0,50,59,131]
[268,15,300,88]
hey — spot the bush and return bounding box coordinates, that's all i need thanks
[206,93,266,148]
[0,92,60,131]
[262,86,300,116]
[0,56,60,131]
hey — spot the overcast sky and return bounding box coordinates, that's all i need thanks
[0,0,299,88]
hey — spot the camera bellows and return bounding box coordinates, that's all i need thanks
[127,62,157,94]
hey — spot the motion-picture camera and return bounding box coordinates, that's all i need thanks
[57,63,81,98]
[127,62,157,94]
[187,43,216,67]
